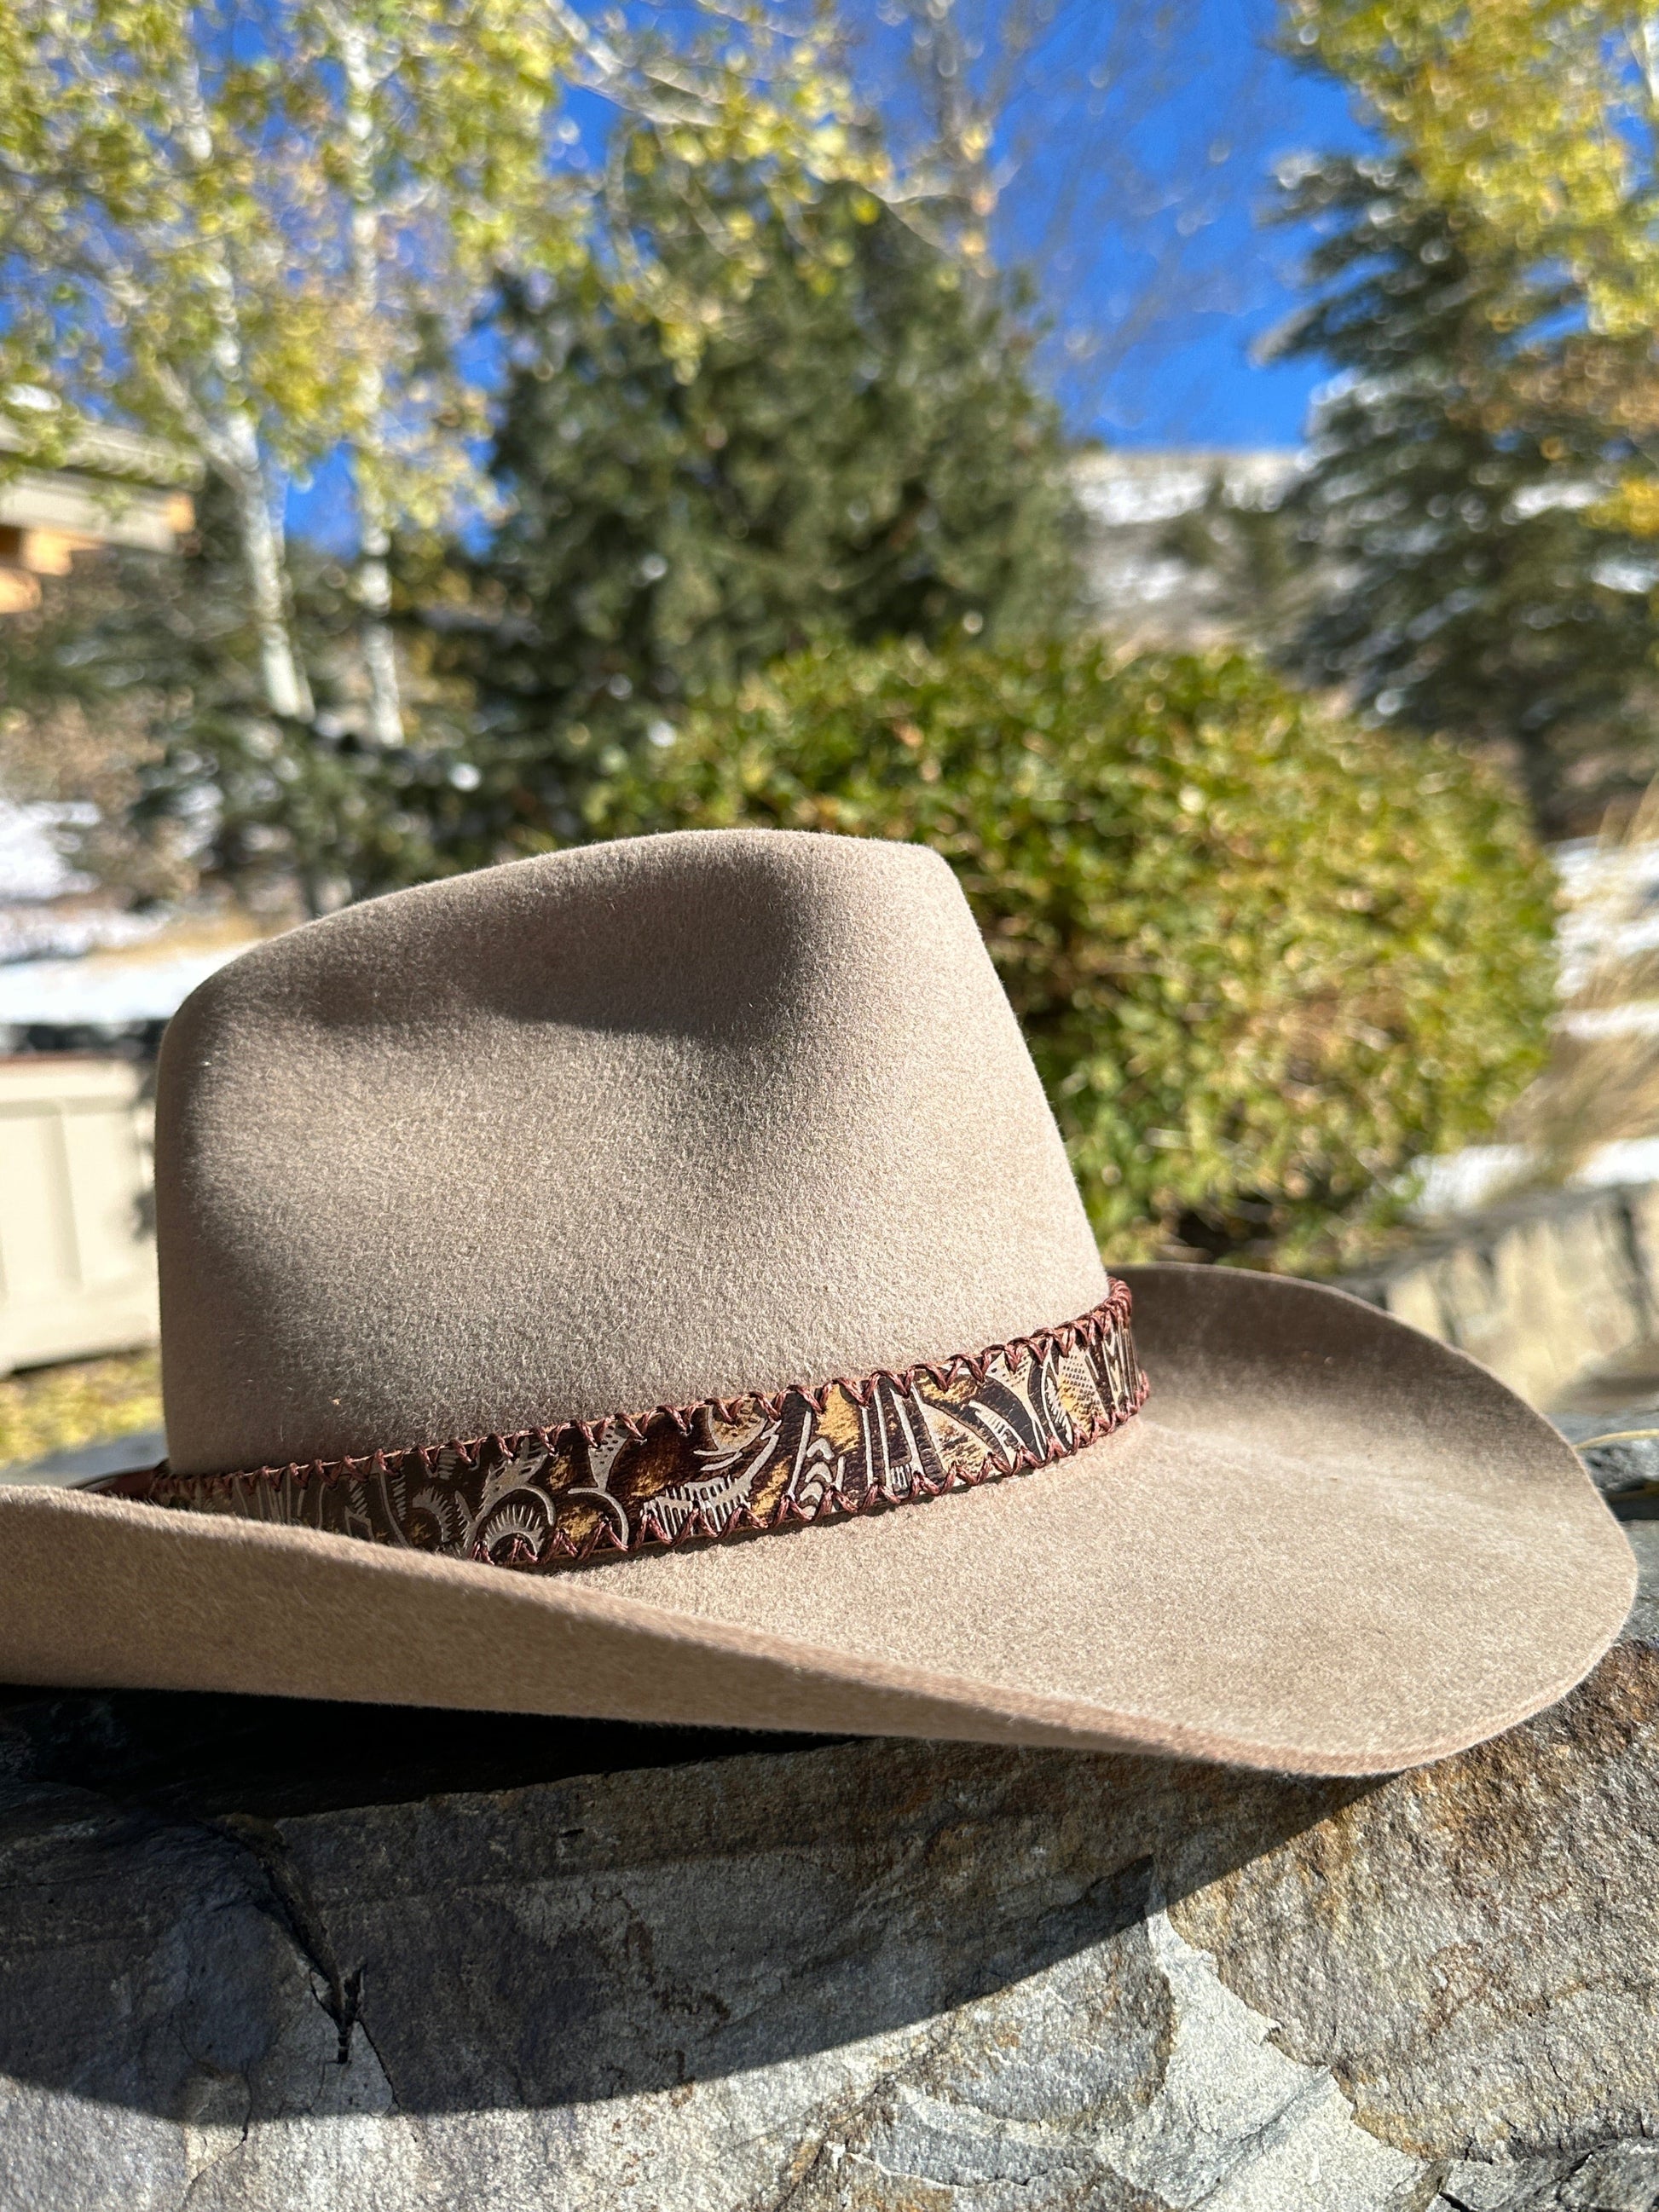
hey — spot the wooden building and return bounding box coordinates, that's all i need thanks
[0,419,198,614]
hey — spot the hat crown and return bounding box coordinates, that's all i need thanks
[156,829,1107,1476]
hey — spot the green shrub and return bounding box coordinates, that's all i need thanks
[592,638,1557,1268]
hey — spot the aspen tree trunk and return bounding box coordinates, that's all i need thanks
[1634,15,1659,135]
[226,413,313,723]
[338,13,404,748]
[174,50,314,721]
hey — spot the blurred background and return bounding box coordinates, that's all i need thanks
[9,0,1659,1469]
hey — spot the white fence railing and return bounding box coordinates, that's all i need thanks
[0,1055,158,1374]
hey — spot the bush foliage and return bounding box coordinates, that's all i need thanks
[593,640,1556,1267]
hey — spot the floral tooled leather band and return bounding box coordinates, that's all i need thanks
[96,1285,1147,1574]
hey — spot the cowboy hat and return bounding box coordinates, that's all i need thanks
[0,829,1632,1773]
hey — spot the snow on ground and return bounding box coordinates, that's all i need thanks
[1555,832,1659,992]
[0,801,90,904]
[0,800,170,962]
[0,799,252,1030]
[0,948,244,1028]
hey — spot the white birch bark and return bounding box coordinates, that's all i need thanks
[172,47,314,721]
[337,9,404,748]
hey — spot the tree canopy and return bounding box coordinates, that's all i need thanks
[1287,0,1659,549]
[423,141,1084,840]
[1269,149,1659,824]
[0,0,871,738]
[3,117,1084,905]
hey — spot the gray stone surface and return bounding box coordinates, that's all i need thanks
[1556,1412,1659,1513]
[0,1525,1656,2208]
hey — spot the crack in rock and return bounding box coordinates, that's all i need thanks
[1438,2140,1659,2211]
[1102,1905,1426,2211]
[211,1815,367,2069]
[830,1897,1428,2211]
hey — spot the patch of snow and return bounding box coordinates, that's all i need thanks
[1412,1135,1659,1216]
[1553,835,1659,994]
[1071,448,1300,527]
[0,907,166,962]
[1570,1138,1659,1187]
[1558,1001,1659,1039]
[1078,470,1218,527]
[1408,1146,1534,1221]
[0,948,245,1028]
[0,801,95,903]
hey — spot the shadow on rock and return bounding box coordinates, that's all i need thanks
[0,1684,1367,2117]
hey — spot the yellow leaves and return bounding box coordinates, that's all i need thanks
[1296,0,1659,337]
[6,0,877,577]
[0,1351,161,1469]
[1586,471,1659,537]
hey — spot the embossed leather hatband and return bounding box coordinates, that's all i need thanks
[96,1285,1147,1573]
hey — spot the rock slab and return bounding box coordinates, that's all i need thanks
[1344,1181,1659,1407]
[0,1531,1656,2209]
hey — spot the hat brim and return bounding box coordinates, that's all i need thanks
[0,1266,1633,1775]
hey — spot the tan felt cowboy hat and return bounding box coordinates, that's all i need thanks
[0,830,1633,1773]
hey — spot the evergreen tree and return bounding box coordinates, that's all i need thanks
[0,480,453,915]
[1269,152,1659,828]
[1153,474,1316,646]
[428,149,1084,838]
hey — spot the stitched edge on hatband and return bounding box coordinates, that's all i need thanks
[95,1282,1147,1574]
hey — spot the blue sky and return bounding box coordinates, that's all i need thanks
[963,0,1373,448]
[1109,37,1369,447]
[291,0,1371,543]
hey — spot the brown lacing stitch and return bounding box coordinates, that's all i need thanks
[95,1282,1147,1574]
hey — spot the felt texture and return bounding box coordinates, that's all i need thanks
[0,1268,1632,1772]
[154,830,1107,1476]
[32,827,1632,1771]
